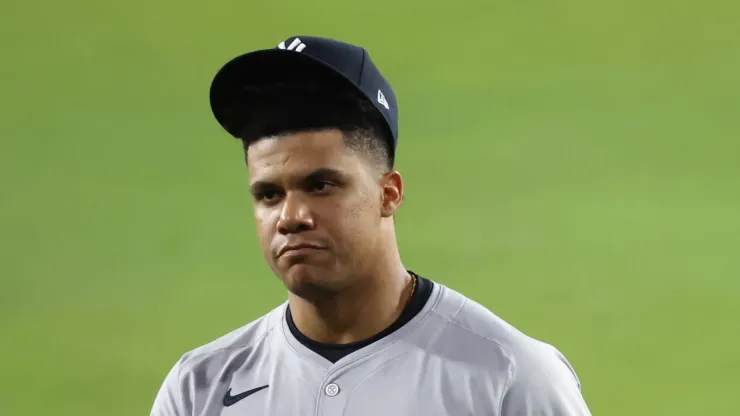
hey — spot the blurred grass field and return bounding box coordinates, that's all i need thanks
[1,1,739,415]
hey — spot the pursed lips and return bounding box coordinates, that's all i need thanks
[277,243,325,258]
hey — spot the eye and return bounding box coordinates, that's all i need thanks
[262,190,279,200]
[309,180,334,193]
[254,188,283,203]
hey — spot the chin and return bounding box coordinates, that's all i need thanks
[281,264,344,301]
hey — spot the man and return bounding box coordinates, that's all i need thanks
[150,35,591,415]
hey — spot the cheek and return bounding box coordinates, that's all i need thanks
[253,210,276,252]
[351,186,381,221]
[326,192,379,244]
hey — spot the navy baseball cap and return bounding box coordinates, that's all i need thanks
[209,35,398,157]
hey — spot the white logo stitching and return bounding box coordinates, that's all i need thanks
[278,38,307,52]
[377,90,389,110]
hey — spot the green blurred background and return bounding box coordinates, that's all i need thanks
[1,1,738,415]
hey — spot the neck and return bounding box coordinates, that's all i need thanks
[288,263,414,345]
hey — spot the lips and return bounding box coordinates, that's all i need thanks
[277,243,325,258]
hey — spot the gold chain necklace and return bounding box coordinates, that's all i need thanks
[405,272,418,308]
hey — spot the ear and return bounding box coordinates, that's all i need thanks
[379,171,404,218]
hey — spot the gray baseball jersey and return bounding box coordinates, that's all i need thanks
[150,282,591,415]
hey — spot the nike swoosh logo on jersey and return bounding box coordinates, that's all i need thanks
[222,385,269,407]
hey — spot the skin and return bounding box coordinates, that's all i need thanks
[246,128,414,345]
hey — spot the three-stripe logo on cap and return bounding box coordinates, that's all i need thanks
[278,38,307,52]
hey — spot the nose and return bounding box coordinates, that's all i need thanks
[276,192,315,235]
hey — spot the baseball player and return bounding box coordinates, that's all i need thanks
[150,35,592,415]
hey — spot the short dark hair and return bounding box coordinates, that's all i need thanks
[227,81,394,170]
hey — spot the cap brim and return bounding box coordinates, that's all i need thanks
[209,49,361,138]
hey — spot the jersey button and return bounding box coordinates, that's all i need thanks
[325,383,340,397]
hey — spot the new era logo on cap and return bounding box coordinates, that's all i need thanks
[377,90,390,110]
[277,38,307,52]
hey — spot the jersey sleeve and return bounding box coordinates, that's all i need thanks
[150,359,188,416]
[500,345,591,416]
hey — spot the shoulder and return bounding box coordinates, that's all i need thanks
[430,284,591,415]
[176,302,285,373]
[149,303,285,415]
[430,283,570,371]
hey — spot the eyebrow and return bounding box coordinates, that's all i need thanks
[304,168,344,183]
[249,168,345,195]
